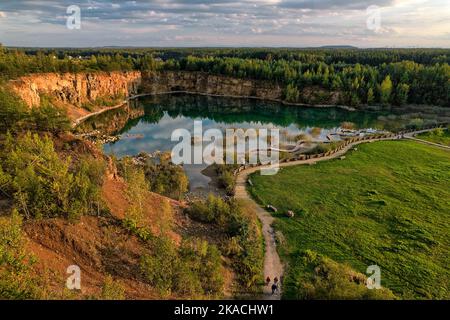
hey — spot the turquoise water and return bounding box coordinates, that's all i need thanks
[100,94,387,191]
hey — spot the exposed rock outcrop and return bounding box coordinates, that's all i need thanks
[140,71,284,100]
[9,70,342,122]
[10,71,141,108]
[10,70,284,110]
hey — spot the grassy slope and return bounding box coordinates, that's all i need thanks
[249,141,450,299]
[417,129,450,146]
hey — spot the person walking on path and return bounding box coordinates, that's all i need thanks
[266,276,271,286]
[271,283,278,295]
[272,282,279,295]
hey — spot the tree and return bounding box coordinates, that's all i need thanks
[395,83,410,106]
[29,102,71,133]
[285,83,300,102]
[380,75,393,105]
[0,86,27,133]
[366,87,375,105]
[0,209,46,299]
[4,132,73,219]
[140,237,179,296]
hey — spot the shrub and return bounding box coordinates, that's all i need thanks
[2,132,105,220]
[0,210,44,299]
[224,237,242,256]
[291,250,396,300]
[305,141,342,155]
[140,236,223,298]
[185,196,263,290]
[29,97,71,133]
[179,239,224,296]
[69,156,106,219]
[0,86,70,134]
[340,121,356,130]
[215,164,238,196]
[0,85,27,133]
[311,127,322,137]
[118,154,189,201]
[408,118,424,129]
[140,237,178,297]
[431,127,444,136]
[122,218,153,242]
[0,165,12,197]
[285,83,300,102]
[186,201,215,223]
[218,170,236,195]
[118,157,154,228]
[156,199,174,237]
[295,133,311,141]
[189,194,241,232]
[101,275,125,300]
[145,162,189,201]
[4,132,73,219]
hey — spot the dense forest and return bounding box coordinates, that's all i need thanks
[1,45,449,107]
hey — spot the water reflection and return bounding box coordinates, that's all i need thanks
[91,94,394,191]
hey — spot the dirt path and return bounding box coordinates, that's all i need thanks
[235,178,283,299]
[403,130,450,150]
[234,129,447,300]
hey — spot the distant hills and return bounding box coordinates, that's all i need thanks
[317,45,358,49]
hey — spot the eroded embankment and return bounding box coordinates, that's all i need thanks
[9,71,141,120]
[10,70,346,123]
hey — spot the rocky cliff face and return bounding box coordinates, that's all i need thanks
[10,70,341,122]
[10,70,283,109]
[140,71,284,100]
[10,71,141,108]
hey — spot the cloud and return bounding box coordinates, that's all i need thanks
[0,0,448,47]
[279,0,395,10]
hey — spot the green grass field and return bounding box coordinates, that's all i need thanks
[249,141,450,299]
[417,128,450,146]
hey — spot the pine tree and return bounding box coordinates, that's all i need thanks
[285,83,300,102]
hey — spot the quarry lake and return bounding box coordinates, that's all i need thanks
[82,94,398,193]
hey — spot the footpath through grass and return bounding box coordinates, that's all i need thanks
[416,128,450,146]
[249,140,450,299]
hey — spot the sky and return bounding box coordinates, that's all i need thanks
[0,0,449,48]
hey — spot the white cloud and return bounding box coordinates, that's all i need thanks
[0,0,448,47]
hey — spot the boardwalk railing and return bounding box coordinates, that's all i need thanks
[232,122,448,177]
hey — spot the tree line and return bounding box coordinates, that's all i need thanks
[1,45,448,107]
[164,55,449,107]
